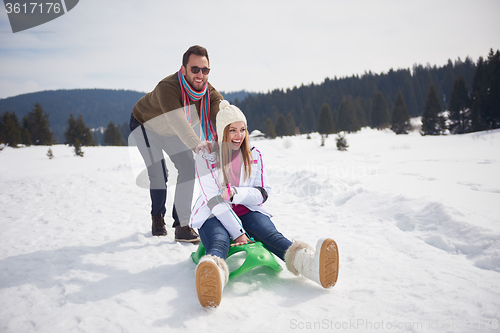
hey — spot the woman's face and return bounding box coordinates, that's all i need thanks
[227,121,246,150]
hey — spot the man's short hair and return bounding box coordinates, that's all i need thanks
[182,45,209,68]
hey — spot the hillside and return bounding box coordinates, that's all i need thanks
[0,89,144,142]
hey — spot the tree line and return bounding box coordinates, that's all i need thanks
[234,49,499,137]
[421,50,500,135]
[0,89,248,144]
[0,89,144,143]
[2,49,498,148]
[0,103,127,149]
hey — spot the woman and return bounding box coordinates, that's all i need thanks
[189,100,339,308]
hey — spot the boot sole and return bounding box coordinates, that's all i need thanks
[319,238,339,288]
[175,238,200,243]
[195,260,222,308]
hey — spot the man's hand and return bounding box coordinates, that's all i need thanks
[195,141,211,154]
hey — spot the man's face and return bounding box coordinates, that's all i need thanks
[181,54,209,91]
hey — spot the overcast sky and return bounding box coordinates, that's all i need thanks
[1,0,499,100]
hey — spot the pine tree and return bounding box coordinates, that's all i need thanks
[303,103,316,133]
[47,148,54,159]
[65,114,95,146]
[317,103,335,136]
[421,83,445,135]
[353,97,368,128]
[336,132,349,151]
[470,57,487,131]
[64,114,77,145]
[74,139,84,157]
[469,50,500,131]
[391,91,411,134]
[22,128,32,146]
[1,111,22,147]
[0,115,4,144]
[317,103,335,146]
[442,59,456,103]
[117,122,129,146]
[23,103,54,145]
[286,113,297,135]
[371,91,391,129]
[337,97,360,133]
[264,118,277,138]
[298,109,307,134]
[103,121,123,146]
[484,49,500,129]
[448,76,471,134]
[274,114,288,137]
[77,114,94,145]
[270,106,280,126]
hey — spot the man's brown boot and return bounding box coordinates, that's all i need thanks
[152,215,167,236]
[172,220,200,243]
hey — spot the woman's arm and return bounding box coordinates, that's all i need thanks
[230,147,271,206]
[195,152,246,240]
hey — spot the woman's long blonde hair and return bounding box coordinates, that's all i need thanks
[218,123,252,186]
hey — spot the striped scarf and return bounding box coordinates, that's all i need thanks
[178,69,216,141]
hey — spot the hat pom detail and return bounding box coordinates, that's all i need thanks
[219,100,230,110]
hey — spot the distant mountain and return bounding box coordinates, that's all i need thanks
[0,89,253,143]
[222,91,255,103]
[0,89,145,143]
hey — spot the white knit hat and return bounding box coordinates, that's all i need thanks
[216,100,247,143]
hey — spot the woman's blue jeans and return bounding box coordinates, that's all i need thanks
[198,211,293,261]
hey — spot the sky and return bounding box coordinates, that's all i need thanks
[0,0,499,100]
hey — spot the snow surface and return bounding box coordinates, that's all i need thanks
[1,128,499,333]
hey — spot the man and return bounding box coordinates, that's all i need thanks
[130,45,223,242]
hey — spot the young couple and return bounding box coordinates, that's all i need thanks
[190,100,340,308]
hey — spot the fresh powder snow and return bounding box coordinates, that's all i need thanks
[1,127,499,332]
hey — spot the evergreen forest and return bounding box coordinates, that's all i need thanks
[234,49,499,136]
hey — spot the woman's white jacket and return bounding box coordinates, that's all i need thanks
[189,146,271,240]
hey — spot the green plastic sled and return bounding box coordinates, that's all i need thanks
[191,241,283,279]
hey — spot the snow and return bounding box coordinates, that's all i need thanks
[1,127,499,333]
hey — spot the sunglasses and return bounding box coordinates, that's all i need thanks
[190,66,210,75]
